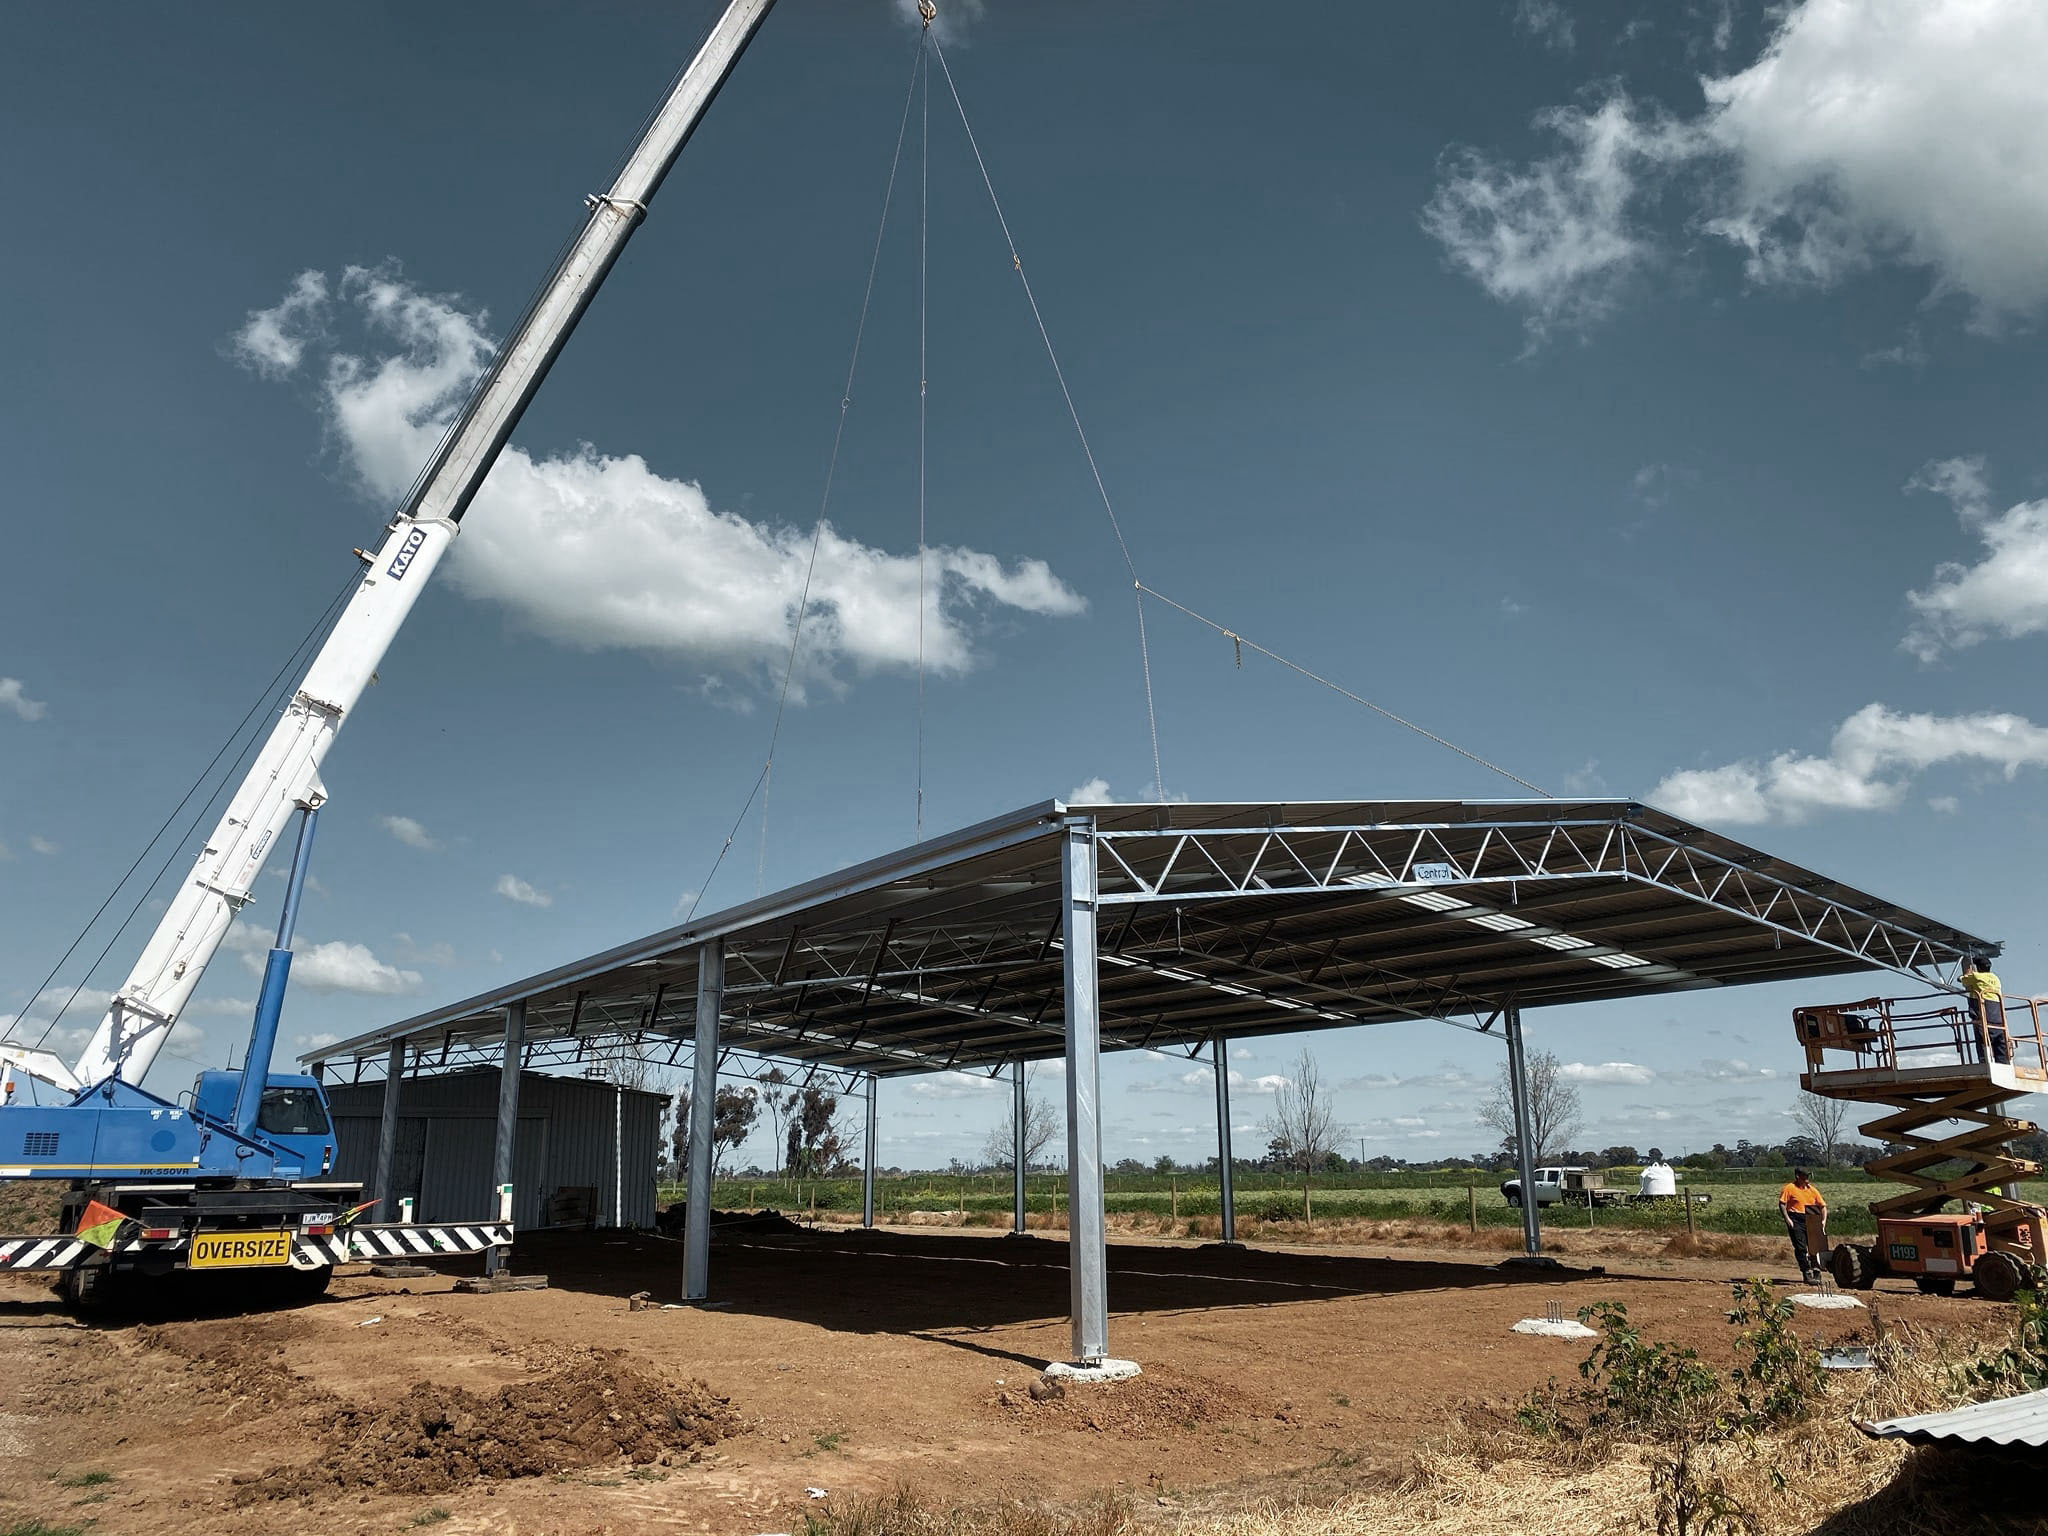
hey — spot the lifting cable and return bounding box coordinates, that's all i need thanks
[10,566,363,1054]
[1135,583,1552,798]
[927,34,1167,802]
[915,18,931,843]
[683,35,926,919]
[925,32,1548,805]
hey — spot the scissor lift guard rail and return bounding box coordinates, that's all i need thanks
[1795,992,2048,1300]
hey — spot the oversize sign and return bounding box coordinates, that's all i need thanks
[190,1230,291,1269]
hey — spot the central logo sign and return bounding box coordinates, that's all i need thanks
[386,526,429,581]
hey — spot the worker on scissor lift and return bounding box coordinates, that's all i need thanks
[1962,956,2009,1065]
[1779,1169,1827,1283]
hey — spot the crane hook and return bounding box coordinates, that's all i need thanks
[919,0,936,28]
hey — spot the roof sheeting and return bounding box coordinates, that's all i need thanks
[303,798,1995,1081]
[1860,1387,2048,1448]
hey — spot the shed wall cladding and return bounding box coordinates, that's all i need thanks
[325,1070,668,1229]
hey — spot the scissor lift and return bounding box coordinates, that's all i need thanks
[1793,992,2048,1300]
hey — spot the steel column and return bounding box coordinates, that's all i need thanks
[1505,1005,1542,1257]
[862,1073,878,1229]
[684,937,723,1301]
[373,1039,405,1222]
[1061,819,1109,1364]
[1013,1060,1028,1234]
[1212,1034,1237,1244]
[486,1000,526,1274]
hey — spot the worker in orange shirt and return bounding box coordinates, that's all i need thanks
[1961,956,2008,1065]
[1779,1169,1827,1282]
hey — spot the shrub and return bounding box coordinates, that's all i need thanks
[1727,1277,1823,1429]
[1578,1301,1721,1434]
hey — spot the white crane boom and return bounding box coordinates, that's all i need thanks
[47,0,777,1093]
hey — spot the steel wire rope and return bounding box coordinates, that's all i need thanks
[18,567,363,1055]
[925,38,1544,806]
[915,28,930,843]
[681,37,926,921]
[1135,583,1552,797]
[927,36,1167,801]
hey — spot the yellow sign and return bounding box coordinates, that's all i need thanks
[189,1230,291,1269]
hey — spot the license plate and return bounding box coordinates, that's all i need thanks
[189,1231,291,1268]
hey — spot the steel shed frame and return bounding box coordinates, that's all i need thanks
[304,798,1996,1365]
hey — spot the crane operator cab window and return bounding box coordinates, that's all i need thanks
[258,1086,330,1138]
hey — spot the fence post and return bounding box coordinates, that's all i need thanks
[1467,1181,1477,1232]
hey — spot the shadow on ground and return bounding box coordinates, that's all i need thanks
[510,1220,1596,1336]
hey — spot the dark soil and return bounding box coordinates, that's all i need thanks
[238,1350,740,1499]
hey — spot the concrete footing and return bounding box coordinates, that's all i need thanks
[1045,1358,1142,1384]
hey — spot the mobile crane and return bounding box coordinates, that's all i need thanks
[0,0,778,1305]
[1793,986,2048,1300]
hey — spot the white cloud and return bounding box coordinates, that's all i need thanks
[1066,777,1112,804]
[1514,0,1574,53]
[237,266,1083,691]
[377,814,439,851]
[229,269,328,377]
[495,874,552,909]
[240,938,420,996]
[1675,1058,1780,1084]
[1649,702,2048,824]
[1902,457,2048,661]
[0,678,47,722]
[26,835,57,856]
[1422,96,1691,343]
[1428,0,2048,336]
[1559,1060,1655,1086]
[1928,795,1960,814]
[391,932,456,967]
[905,1070,1003,1101]
[1700,0,2048,323]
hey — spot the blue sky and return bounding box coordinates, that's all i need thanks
[8,0,2048,1168]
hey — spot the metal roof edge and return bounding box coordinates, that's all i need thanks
[303,798,1067,1065]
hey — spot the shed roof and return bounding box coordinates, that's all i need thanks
[1860,1386,2048,1448]
[304,798,1995,1081]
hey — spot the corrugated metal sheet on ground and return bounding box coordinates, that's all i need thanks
[1860,1387,2048,1447]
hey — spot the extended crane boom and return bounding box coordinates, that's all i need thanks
[17,0,777,1094]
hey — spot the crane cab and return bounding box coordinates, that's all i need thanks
[189,1071,337,1180]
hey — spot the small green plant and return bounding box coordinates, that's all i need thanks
[1578,1301,1720,1433]
[1966,1286,2048,1392]
[814,1430,846,1452]
[48,1472,112,1489]
[627,1465,668,1482]
[1727,1277,1823,1428]
[1514,1374,1568,1438]
[4,1523,89,1536]
[1331,1392,1350,1407]
[410,1512,452,1528]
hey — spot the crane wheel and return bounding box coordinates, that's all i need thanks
[1974,1250,2026,1303]
[1913,1274,1957,1297]
[1829,1243,1877,1290]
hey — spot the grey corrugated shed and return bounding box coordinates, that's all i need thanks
[1860,1387,2048,1447]
[325,1069,669,1229]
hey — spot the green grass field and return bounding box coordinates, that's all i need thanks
[675,1167,1926,1239]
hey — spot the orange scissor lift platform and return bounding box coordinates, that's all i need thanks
[1794,993,2048,1299]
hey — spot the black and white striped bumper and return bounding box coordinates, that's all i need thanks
[0,1222,513,1274]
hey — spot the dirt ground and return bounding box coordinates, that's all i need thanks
[0,1220,1992,1535]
